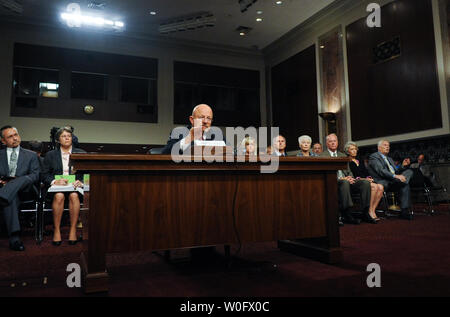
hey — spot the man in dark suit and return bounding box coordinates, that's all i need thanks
[368,140,414,220]
[0,126,40,251]
[320,134,372,225]
[161,104,225,155]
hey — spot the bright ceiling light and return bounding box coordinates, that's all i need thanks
[150,11,156,15]
[276,1,283,5]
[256,17,262,22]
[60,3,124,31]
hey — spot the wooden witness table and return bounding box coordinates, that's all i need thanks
[71,153,349,293]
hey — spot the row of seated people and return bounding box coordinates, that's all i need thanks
[0,125,84,251]
[160,104,427,226]
[0,103,438,251]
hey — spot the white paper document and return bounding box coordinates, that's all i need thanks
[194,140,226,147]
[47,184,84,195]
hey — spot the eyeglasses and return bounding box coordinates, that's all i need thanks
[195,116,213,122]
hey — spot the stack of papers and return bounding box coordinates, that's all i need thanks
[47,184,84,195]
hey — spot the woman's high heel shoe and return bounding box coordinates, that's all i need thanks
[68,240,78,245]
[52,240,62,246]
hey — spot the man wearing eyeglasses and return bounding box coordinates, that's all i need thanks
[161,104,223,154]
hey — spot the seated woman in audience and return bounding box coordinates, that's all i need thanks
[296,135,317,157]
[240,136,257,155]
[42,127,86,246]
[345,141,384,221]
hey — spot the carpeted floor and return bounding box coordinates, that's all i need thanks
[1,205,450,297]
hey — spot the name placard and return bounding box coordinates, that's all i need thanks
[194,140,226,147]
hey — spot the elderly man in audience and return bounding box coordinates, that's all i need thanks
[297,135,317,157]
[272,135,287,157]
[312,142,323,155]
[345,141,384,222]
[367,140,414,220]
[320,134,372,225]
[0,126,40,251]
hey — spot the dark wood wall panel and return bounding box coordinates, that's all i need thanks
[173,61,261,127]
[346,0,442,141]
[271,45,319,151]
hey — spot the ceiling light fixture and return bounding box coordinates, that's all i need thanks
[159,12,216,34]
[150,11,156,15]
[236,25,252,36]
[276,1,283,5]
[239,0,258,13]
[256,17,262,22]
[60,3,124,31]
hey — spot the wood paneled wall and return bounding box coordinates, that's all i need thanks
[271,45,319,152]
[346,0,442,141]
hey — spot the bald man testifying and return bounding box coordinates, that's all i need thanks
[162,104,225,155]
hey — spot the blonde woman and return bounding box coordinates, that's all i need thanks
[345,141,384,221]
[240,136,257,155]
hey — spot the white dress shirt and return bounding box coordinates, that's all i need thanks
[61,146,72,175]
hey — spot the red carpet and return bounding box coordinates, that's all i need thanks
[1,206,450,297]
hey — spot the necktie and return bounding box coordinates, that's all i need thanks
[9,148,18,177]
[383,155,396,174]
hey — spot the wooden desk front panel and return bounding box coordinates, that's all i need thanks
[89,171,328,253]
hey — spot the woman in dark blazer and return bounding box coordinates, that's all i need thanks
[42,127,86,246]
[345,141,384,221]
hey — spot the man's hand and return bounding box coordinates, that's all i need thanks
[185,118,204,144]
[340,176,355,184]
[0,180,6,186]
[394,174,407,183]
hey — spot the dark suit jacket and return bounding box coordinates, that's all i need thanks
[161,126,227,155]
[42,147,86,186]
[367,151,402,184]
[0,147,40,184]
[319,149,353,177]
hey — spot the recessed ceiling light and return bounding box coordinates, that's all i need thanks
[320,45,325,49]
[276,1,283,5]
[240,32,245,36]
[150,11,156,15]
[256,10,263,15]
[256,17,262,22]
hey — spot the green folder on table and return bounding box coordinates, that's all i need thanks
[54,175,76,183]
